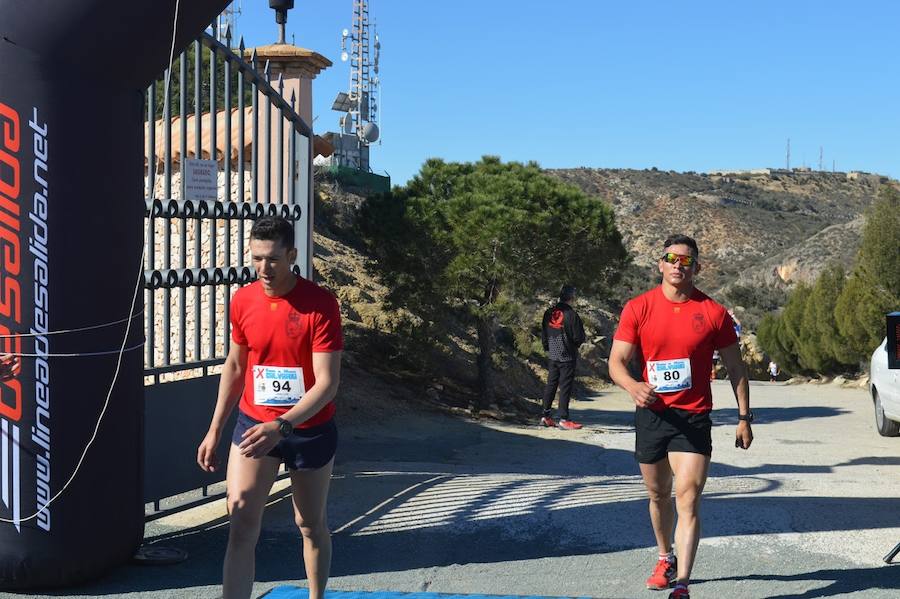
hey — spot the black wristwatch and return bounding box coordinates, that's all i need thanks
[275,417,293,438]
[738,411,754,423]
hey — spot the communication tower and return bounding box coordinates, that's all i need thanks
[217,1,242,44]
[327,0,381,172]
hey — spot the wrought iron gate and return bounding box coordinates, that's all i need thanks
[142,28,313,506]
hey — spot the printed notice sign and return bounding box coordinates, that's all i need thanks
[183,158,218,201]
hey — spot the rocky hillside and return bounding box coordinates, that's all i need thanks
[312,168,893,414]
[549,168,892,296]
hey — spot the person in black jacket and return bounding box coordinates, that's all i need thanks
[540,285,586,430]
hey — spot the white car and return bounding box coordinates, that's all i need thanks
[870,337,900,436]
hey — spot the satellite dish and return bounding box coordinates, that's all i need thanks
[342,28,349,38]
[361,122,379,143]
[340,51,349,62]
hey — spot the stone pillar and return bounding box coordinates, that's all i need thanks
[248,43,330,279]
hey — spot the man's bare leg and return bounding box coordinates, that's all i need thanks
[290,458,334,599]
[668,451,711,584]
[639,457,675,554]
[223,443,281,599]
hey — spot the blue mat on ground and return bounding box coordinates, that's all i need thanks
[262,589,587,599]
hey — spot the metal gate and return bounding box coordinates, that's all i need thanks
[142,28,313,507]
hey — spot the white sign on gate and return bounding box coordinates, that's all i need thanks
[182,158,218,202]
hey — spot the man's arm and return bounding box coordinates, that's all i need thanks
[570,311,586,347]
[280,350,341,426]
[0,354,20,382]
[238,350,342,458]
[197,341,248,471]
[609,338,658,408]
[718,341,753,450]
[540,310,550,351]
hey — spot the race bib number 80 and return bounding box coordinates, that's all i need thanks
[253,365,305,406]
[647,358,692,393]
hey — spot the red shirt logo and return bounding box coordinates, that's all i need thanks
[549,309,564,329]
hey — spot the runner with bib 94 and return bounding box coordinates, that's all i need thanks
[197,216,343,599]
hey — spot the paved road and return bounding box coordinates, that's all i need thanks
[8,381,900,598]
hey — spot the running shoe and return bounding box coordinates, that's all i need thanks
[539,416,557,427]
[646,556,677,589]
[558,419,583,430]
[668,585,689,598]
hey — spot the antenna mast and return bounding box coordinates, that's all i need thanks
[332,0,381,171]
[786,138,791,170]
[217,1,242,44]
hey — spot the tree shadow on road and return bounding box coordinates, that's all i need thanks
[711,405,848,426]
[37,399,897,596]
[707,563,900,598]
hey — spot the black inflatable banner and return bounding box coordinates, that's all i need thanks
[0,0,229,588]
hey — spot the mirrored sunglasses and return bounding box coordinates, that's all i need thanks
[661,252,696,267]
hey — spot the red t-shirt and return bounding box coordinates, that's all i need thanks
[613,286,737,413]
[230,275,343,428]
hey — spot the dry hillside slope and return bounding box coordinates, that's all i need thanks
[550,168,891,296]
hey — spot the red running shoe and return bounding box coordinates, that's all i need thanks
[539,416,557,427]
[668,585,689,598]
[646,556,677,589]
[558,419,583,430]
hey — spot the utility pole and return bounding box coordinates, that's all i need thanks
[786,138,791,170]
[819,146,823,171]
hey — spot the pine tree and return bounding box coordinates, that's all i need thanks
[834,186,900,364]
[359,157,629,407]
[799,264,855,373]
[780,283,813,374]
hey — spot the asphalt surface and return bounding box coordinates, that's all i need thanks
[6,381,900,598]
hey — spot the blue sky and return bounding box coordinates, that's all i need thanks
[235,1,899,186]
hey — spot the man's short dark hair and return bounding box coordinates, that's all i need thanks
[663,234,699,258]
[250,216,295,249]
[559,284,577,302]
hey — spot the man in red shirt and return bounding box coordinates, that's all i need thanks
[609,234,753,599]
[197,217,343,599]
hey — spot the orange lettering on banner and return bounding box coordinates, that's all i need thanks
[0,101,23,423]
[0,103,20,214]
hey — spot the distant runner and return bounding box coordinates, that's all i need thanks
[540,284,586,430]
[768,360,780,382]
[609,234,753,599]
[197,217,343,599]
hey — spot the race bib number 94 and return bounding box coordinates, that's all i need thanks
[253,365,305,406]
[647,358,692,393]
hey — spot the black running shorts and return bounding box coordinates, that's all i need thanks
[634,406,712,464]
[232,410,337,471]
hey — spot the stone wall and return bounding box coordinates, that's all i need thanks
[144,169,255,371]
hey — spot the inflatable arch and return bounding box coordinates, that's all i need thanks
[0,0,231,588]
